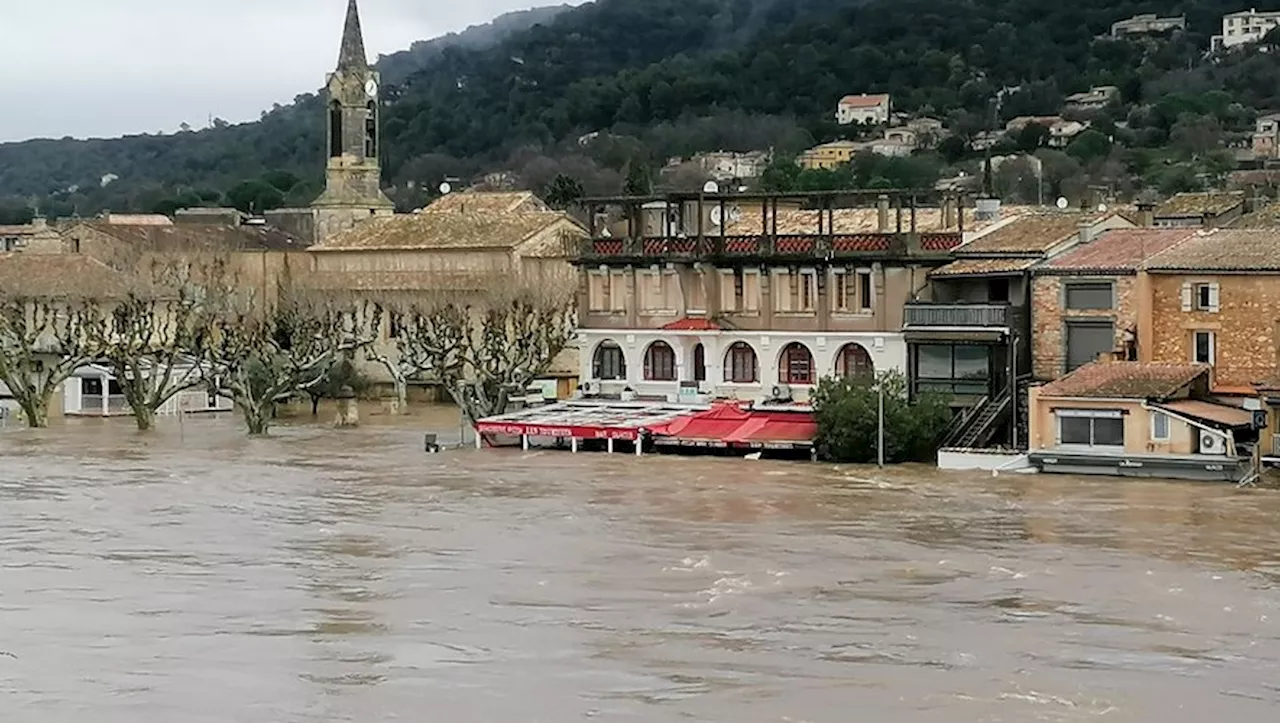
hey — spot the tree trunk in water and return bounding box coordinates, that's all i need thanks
[18,395,49,429]
[310,395,321,416]
[395,379,408,415]
[239,399,272,436]
[133,404,155,432]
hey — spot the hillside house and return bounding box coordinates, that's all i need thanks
[836,94,891,126]
[798,141,860,170]
[1213,9,1280,51]
[1063,86,1119,113]
[1111,14,1185,38]
[1253,113,1280,159]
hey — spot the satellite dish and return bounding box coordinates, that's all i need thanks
[1055,196,1068,210]
[1097,203,1108,213]
[438,182,452,195]
[728,205,742,222]
[710,206,723,226]
[702,180,720,194]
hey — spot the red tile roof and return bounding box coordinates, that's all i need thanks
[1037,362,1208,399]
[1038,228,1196,273]
[661,318,721,331]
[1142,229,1280,271]
[839,94,890,107]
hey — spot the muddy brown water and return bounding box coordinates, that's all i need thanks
[2,407,1280,722]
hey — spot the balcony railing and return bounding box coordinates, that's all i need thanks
[578,232,961,262]
[904,303,1010,328]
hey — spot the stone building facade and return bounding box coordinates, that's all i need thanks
[1138,230,1280,389]
[1030,228,1194,381]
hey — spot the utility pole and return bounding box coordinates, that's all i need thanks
[877,375,886,468]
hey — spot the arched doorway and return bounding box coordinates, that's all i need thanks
[643,341,677,381]
[835,343,875,379]
[778,342,815,385]
[724,342,759,383]
[693,344,706,382]
[592,340,626,380]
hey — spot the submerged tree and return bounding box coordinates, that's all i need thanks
[380,285,576,423]
[0,257,116,428]
[205,292,376,435]
[811,370,952,465]
[93,258,233,431]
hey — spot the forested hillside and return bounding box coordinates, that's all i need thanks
[3,0,1280,221]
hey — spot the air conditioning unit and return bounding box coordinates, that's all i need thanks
[770,384,793,402]
[579,380,600,398]
[1199,430,1227,455]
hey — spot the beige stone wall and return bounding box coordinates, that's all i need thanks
[1148,274,1280,387]
[1031,275,1138,380]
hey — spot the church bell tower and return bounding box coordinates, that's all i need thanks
[312,0,394,238]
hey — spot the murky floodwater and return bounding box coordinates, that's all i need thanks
[3,407,1280,722]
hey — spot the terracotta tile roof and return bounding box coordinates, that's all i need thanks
[1038,228,1196,273]
[958,212,1107,255]
[0,225,38,236]
[721,206,1026,236]
[661,318,721,331]
[1228,202,1280,228]
[425,191,549,215]
[311,211,582,252]
[839,94,890,107]
[1155,399,1255,428]
[1142,229,1280,271]
[1154,191,1244,218]
[0,253,132,298]
[1037,362,1207,399]
[930,257,1038,277]
[78,222,304,252]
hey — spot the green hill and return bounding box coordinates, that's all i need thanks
[3,0,1280,221]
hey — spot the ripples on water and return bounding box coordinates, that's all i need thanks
[2,409,1280,722]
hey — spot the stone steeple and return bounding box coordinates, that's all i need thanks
[312,0,393,237]
[337,0,368,71]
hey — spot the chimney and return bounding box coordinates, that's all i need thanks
[1135,201,1155,228]
[877,194,890,232]
[31,216,48,231]
[1077,220,1092,246]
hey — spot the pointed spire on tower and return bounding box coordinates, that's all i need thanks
[337,0,368,70]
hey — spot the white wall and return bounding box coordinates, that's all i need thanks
[578,329,907,403]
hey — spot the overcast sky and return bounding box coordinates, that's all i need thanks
[1,0,579,143]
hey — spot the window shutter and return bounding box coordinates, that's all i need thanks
[1207,282,1220,312]
[719,271,736,311]
[1180,282,1192,312]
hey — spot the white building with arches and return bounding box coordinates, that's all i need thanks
[574,190,971,405]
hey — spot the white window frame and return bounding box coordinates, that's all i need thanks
[1192,330,1215,365]
[1193,282,1219,312]
[1151,410,1170,441]
[1055,408,1125,450]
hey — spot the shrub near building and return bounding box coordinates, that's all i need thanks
[812,370,952,464]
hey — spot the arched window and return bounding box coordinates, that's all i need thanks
[643,342,677,381]
[835,343,874,379]
[724,342,758,384]
[329,101,343,158]
[693,343,706,382]
[365,101,377,159]
[779,343,815,385]
[593,341,626,380]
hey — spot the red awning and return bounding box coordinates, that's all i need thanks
[651,404,816,449]
[661,317,722,331]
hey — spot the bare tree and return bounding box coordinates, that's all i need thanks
[92,258,232,431]
[204,292,376,435]
[388,285,575,424]
[367,299,468,412]
[0,258,115,427]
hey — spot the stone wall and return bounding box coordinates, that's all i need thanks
[1149,274,1280,386]
[1030,274,1138,380]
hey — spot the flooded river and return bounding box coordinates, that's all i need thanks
[3,409,1280,722]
